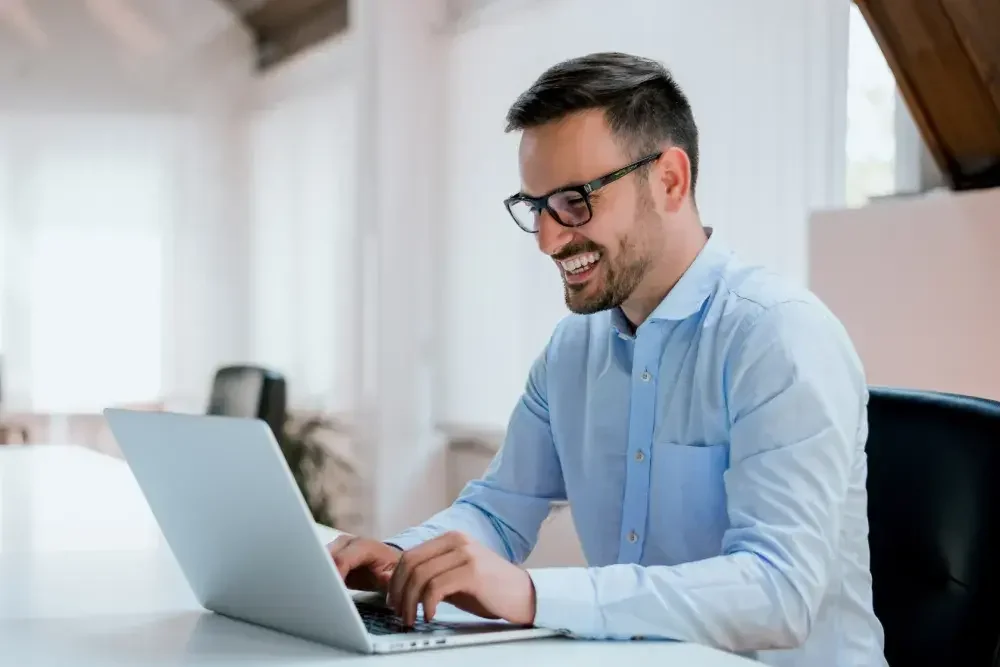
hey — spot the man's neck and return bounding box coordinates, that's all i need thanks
[620,224,709,328]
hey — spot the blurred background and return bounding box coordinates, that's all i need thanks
[0,0,996,560]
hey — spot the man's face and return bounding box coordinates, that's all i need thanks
[517,111,660,315]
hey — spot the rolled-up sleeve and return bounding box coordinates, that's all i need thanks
[527,300,866,651]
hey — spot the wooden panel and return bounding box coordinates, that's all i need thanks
[243,0,332,33]
[219,0,348,70]
[856,0,1000,190]
[255,2,348,70]
[941,0,1000,113]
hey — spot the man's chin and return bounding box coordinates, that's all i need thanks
[564,285,615,315]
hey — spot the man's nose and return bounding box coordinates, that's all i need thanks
[536,209,574,257]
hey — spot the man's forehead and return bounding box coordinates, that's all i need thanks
[516,111,625,196]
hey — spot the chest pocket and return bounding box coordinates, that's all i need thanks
[649,441,731,562]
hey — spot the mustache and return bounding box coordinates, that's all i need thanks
[552,242,604,262]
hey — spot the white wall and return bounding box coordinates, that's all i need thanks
[439,0,850,428]
[0,0,239,113]
[236,0,850,536]
[349,0,453,537]
[165,104,254,410]
[0,0,857,540]
[0,1,256,413]
[810,187,1000,402]
[238,2,853,506]
[1,114,174,412]
[246,39,359,413]
[0,0,852,445]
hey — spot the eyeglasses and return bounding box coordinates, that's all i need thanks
[503,152,662,234]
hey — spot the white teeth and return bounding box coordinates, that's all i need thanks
[560,252,601,274]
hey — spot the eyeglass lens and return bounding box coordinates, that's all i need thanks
[508,189,591,232]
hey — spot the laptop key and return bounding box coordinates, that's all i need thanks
[355,600,459,635]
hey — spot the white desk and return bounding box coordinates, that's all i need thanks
[0,445,759,666]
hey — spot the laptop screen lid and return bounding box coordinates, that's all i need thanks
[103,408,373,653]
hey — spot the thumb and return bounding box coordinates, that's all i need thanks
[332,539,374,579]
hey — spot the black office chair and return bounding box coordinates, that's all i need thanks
[866,386,1000,666]
[207,365,287,440]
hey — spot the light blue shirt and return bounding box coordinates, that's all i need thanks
[389,230,887,666]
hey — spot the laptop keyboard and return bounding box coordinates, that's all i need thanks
[355,600,458,635]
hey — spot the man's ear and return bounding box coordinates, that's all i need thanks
[656,146,692,214]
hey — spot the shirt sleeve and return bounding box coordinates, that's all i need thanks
[385,345,566,563]
[527,301,867,651]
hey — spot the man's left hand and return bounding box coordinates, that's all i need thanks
[386,531,536,627]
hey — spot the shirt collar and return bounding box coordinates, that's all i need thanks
[610,227,730,336]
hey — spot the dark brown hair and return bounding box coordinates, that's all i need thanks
[505,52,699,194]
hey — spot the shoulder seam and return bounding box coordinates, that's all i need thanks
[727,292,824,363]
[716,272,815,316]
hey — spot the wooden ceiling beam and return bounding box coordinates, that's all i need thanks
[855,0,1000,190]
[218,0,348,71]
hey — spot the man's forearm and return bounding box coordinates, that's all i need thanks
[527,551,816,651]
[386,346,562,566]
[385,497,533,562]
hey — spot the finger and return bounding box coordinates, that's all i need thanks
[369,556,399,593]
[327,534,356,559]
[421,568,468,624]
[327,534,353,551]
[398,550,467,626]
[331,538,371,580]
[404,531,468,564]
[375,565,395,586]
[388,533,464,608]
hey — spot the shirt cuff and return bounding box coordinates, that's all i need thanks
[527,567,604,637]
[381,526,440,552]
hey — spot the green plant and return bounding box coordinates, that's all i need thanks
[279,417,337,528]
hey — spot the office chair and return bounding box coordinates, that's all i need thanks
[866,386,1000,666]
[207,365,287,440]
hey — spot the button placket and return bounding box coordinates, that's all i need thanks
[617,326,661,563]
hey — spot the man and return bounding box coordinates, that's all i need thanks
[330,52,887,666]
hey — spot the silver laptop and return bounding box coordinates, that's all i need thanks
[103,408,560,654]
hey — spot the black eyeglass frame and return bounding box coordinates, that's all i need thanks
[503,152,663,234]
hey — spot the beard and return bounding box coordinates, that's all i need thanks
[562,235,649,315]
[560,189,655,315]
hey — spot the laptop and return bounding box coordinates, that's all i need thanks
[103,408,561,654]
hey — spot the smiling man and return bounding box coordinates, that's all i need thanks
[330,52,887,666]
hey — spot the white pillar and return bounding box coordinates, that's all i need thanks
[351,0,451,539]
[0,123,34,413]
[165,111,251,412]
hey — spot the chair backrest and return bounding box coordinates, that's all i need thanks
[866,386,1000,666]
[207,365,287,440]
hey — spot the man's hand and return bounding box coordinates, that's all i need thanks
[328,535,401,592]
[386,531,536,627]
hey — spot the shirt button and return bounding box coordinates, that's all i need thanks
[634,450,645,462]
[640,371,651,382]
[627,530,638,543]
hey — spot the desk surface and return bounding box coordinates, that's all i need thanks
[0,445,759,666]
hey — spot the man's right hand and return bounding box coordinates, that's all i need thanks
[327,535,402,592]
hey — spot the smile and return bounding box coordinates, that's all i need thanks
[558,251,601,285]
